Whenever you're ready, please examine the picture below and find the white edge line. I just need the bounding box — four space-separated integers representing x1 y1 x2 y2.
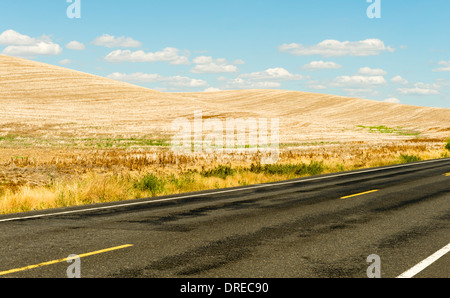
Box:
397 243 450 278
0 158 449 223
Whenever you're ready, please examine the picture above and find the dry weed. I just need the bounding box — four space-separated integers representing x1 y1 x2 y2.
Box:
0 139 448 215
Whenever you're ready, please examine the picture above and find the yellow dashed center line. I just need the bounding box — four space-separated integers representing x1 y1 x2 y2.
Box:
341 189 379 200
0 244 133 276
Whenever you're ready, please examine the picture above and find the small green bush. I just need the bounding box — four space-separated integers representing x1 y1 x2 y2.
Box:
303 160 324 176
399 154 422 163
445 139 450 151
134 173 166 196
250 163 299 175
168 173 195 190
201 165 236 179
248 161 324 177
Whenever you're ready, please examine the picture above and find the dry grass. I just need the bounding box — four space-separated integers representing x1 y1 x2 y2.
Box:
1 54 449 214
1 139 448 215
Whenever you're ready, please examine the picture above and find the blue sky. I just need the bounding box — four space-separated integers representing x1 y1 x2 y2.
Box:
1 0 449 108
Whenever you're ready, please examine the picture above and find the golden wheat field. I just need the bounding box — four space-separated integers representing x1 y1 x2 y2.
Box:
1 54 449 214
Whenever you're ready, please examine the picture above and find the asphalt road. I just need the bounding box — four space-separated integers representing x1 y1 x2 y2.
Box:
0 158 449 278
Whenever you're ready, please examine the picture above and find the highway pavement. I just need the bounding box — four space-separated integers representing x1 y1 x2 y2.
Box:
0 158 449 278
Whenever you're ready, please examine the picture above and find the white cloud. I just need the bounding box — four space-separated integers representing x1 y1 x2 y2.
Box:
59 59 71 65
0 29 35 45
240 67 306 81
398 87 439 95
436 78 450 88
3 42 62 57
191 56 238 73
306 81 328 90
204 87 222 92
105 48 190 65
222 67 306 90
192 56 213 64
332 75 387 87
107 72 207 88
390 75 408 85
279 39 394 57
315 67 388 94
343 88 379 98
225 78 281 89
192 63 237 74
233 59 245 65
66 41 85 50
164 76 207 87
0 29 62 57
358 67 387 76
432 61 450 72
302 61 342 71
398 83 440 95
170 55 190 65
108 72 161 82
384 97 401 103
92 34 142 48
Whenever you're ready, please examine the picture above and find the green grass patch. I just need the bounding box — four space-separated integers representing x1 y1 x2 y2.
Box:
0 134 171 149
279 141 340 148
198 161 325 180
201 165 236 179
90 137 171 149
12 155 28 160
445 139 450 151
0 134 18 142
399 154 422 163
167 173 196 190
357 125 421 137
133 173 166 196
357 125 395 134
247 161 324 176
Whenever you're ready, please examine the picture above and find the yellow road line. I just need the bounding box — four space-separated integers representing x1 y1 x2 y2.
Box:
444 173 450 176
0 244 133 276
341 189 379 200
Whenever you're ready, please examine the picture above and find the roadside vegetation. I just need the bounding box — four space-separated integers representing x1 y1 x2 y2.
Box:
398 154 422 163
0 138 449 215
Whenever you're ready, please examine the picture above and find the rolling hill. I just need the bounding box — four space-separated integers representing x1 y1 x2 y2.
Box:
1 54 449 144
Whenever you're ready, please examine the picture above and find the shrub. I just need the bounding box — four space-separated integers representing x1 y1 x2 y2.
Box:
303 160 324 176
201 165 236 179
399 154 422 163
248 161 324 177
256 164 298 175
445 139 450 151
168 173 195 190
133 173 165 196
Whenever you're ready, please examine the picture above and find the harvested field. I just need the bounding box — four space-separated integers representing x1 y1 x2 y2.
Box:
1 54 449 214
